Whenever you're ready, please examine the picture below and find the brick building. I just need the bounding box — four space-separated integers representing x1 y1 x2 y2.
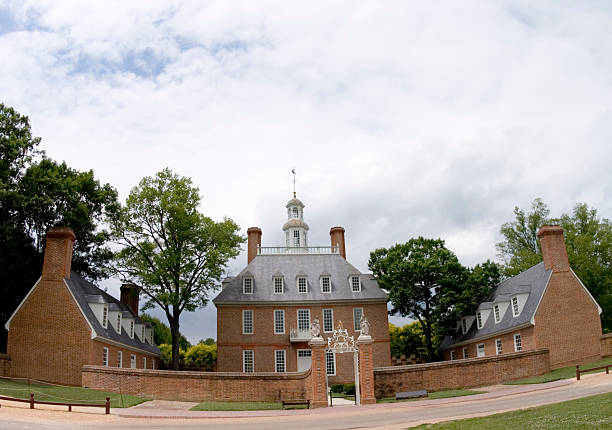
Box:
5 227 161 386
441 225 602 368
214 195 391 383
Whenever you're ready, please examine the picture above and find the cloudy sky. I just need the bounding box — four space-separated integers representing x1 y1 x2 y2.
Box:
2 1 612 343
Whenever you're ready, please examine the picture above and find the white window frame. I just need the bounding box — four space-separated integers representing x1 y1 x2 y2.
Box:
450 350 456 360
243 350 254 373
152 359 155 370
130 354 136 369
494 304 501 323
273 277 284 294
477 343 485 358
274 309 285 334
320 275 331 293
243 277 253 295
293 230 300 247
129 320 134 339
462 347 468 359
325 351 336 376
275 350 286 373
476 312 483 329
116 313 122 333
353 307 363 332
143 357 147 369
297 276 308 293
514 333 522 352
117 351 123 368
292 207 299 218
323 309 334 333
242 310 254 335
297 309 310 332
102 306 108 329
103 347 109 367
496 338 502 355
350 275 361 292
512 296 520 317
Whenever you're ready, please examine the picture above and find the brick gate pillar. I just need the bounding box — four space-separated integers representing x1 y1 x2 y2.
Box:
308 336 328 408
357 334 376 405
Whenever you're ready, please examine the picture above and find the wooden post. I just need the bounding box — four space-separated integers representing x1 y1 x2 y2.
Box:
29 392 34 409
576 365 580 381
105 397 110 415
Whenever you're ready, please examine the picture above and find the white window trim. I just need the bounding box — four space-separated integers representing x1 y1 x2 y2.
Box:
143 357 147 369
243 277 253 295
494 305 501 323
103 347 109 367
274 350 286 373
353 307 363 332
325 351 336 376
462 347 468 359
297 309 310 332
320 275 331 293
495 338 502 355
102 306 108 329
129 320 134 339
243 350 254 373
116 313 122 333
274 309 285 334
462 318 468 334
514 333 522 352
512 296 520 317
242 310 254 335
117 351 123 368
476 311 483 329
450 350 456 360
477 343 485 358
350 275 361 292
273 276 284 294
297 276 308 293
130 354 136 369
322 308 334 333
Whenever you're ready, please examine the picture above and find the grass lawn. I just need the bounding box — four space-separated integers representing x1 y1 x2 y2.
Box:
506 356 612 385
408 391 612 429
190 401 289 411
377 389 486 403
0 378 149 408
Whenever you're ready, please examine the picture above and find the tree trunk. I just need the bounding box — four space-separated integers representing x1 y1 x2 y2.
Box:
423 320 434 362
169 314 181 371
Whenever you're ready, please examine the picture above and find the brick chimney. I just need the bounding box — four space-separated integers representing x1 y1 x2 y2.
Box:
247 227 262 264
41 227 76 281
537 225 570 272
330 226 346 259
120 283 140 316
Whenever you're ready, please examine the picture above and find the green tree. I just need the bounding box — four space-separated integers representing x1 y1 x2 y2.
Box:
369 238 468 361
497 199 612 332
184 342 217 370
389 322 427 359
110 169 244 370
139 313 191 350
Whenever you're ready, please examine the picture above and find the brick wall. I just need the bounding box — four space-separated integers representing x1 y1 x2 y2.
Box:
443 327 535 361
601 333 612 357
217 302 390 384
0 353 10 376
534 271 602 367
82 366 312 402
374 348 550 398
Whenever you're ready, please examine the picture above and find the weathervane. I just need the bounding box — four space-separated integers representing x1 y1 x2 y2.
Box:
291 168 296 198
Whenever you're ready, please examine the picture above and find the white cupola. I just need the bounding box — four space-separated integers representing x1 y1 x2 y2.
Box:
282 194 309 248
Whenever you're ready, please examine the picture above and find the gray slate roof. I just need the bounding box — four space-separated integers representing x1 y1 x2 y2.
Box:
213 254 388 304
441 262 551 349
65 273 161 356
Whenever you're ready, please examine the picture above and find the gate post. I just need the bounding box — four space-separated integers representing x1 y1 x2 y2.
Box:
308 336 328 408
356 334 376 405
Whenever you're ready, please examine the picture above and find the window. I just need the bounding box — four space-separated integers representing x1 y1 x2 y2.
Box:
117 351 123 368
350 275 361 292
325 351 336 375
320 276 331 293
293 230 300 247
143 357 147 369
243 310 253 334
496 339 502 355
243 277 253 294
274 310 285 334
462 318 467 334
243 350 254 373
292 207 299 218
273 277 284 294
323 309 334 332
514 333 522 352
103 347 109 367
102 306 108 328
275 350 286 372
494 305 501 323
477 343 485 357
116 313 121 333
297 309 310 332
462 347 468 359
152 359 155 370
353 307 363 331
130 354 136 368
297 276 307 293
129 320 134 339
450 350 456 360
512 297 520 317
476 312 483 329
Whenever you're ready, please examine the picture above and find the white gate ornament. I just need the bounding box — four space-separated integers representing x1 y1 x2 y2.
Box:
325 321 361 406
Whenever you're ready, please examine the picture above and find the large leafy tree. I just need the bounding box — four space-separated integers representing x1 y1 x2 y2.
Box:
497 199 612 332
110 169 244 370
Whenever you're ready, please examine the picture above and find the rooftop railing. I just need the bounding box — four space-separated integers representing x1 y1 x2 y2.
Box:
258 246 339 255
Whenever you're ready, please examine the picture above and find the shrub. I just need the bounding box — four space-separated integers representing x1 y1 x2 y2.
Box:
184 343 217 370
330 384 344 393
344 383 355 395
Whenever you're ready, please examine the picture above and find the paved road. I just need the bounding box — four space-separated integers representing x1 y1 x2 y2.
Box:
1 376 611 430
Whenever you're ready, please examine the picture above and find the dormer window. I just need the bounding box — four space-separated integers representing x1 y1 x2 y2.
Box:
494 304 501 323
273 276 284 294
243 277 253 294
462 318 467 334
141 326 145 340
116 313 122 333
477 311 483 329
102 306 108 329
297 276 307 293
512 296 520 317
350 275 361 292
321 276 331 293
129 320 134 339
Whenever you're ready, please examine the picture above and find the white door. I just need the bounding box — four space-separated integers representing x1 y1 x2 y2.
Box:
297 349 312 372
